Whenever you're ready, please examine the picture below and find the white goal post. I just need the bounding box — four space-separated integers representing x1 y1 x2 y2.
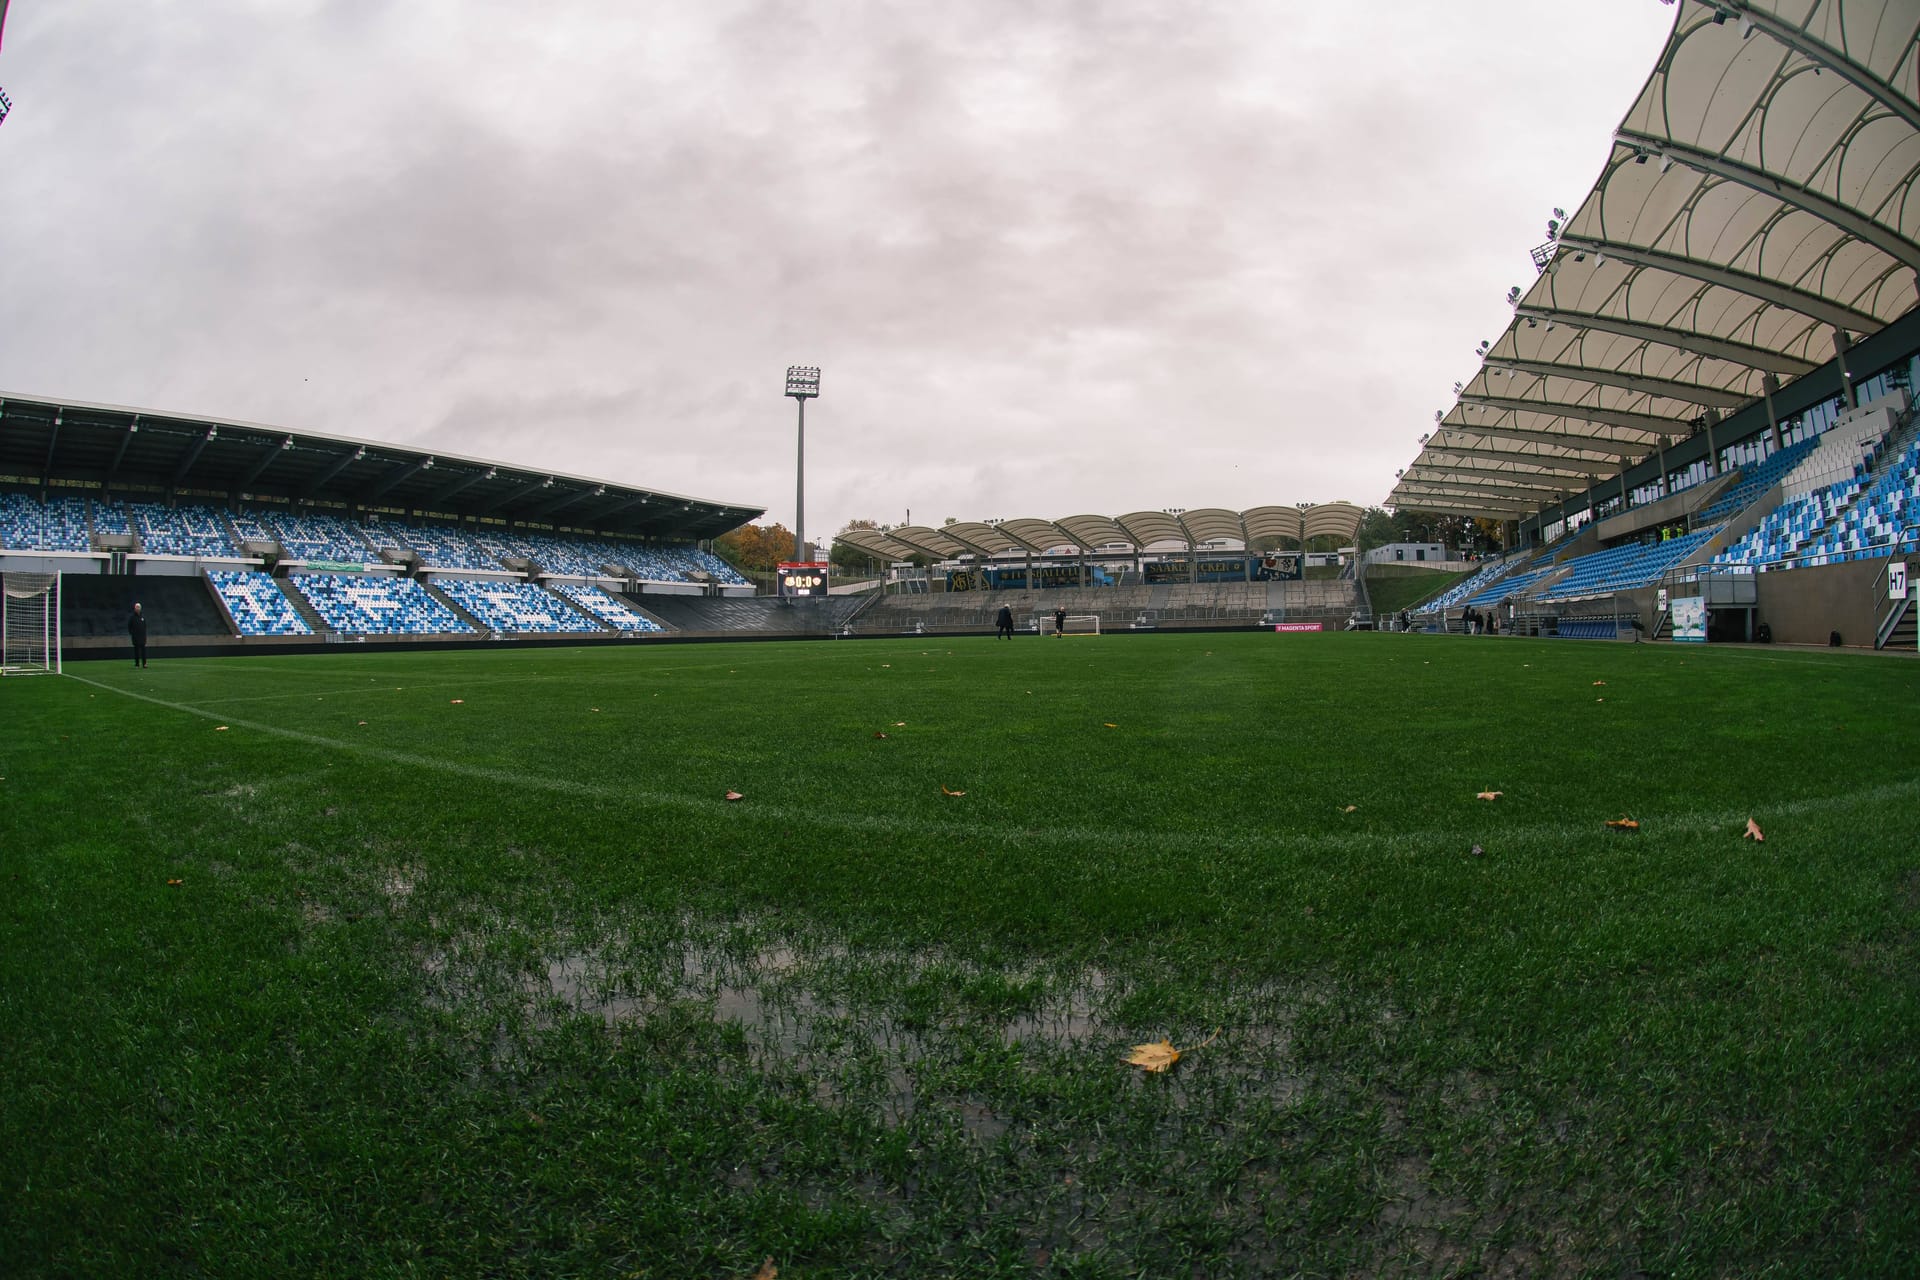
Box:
1041 613 1101 636
2 572 62 675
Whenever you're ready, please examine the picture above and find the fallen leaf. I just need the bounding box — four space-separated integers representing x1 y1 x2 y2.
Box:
450 699 464 705
724 791 744 802
214 726 229 732
1103 722 1118 728
1596 697 1606 702
357 720 367 726
893 721 906 727
590 707 601 713
1592 680 1607 686
1470 844 1485 857
1125 1029 1219 1073
751 1259 778 1280
1476 790 1501 801
872 732 889 739
880 664 891 668
941 786 967 797
1744 817 1764 842
166 878 183 886
1341 804 1358 813
1605 817 1640 832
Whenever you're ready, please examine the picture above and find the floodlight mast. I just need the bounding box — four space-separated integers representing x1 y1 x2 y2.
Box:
784 366 820 573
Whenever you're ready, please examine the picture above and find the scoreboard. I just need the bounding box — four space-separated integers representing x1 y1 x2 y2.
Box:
777 561 830 598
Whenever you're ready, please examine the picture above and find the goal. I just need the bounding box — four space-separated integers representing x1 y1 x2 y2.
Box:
1041 613 1101 636
2 572 62 675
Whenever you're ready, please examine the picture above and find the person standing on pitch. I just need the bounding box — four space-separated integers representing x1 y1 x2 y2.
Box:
1053 605 1066 638
995 604 1014 639
128 602 149 668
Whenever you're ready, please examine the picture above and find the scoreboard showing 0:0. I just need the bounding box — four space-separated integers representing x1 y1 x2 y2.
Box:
777 561 830 598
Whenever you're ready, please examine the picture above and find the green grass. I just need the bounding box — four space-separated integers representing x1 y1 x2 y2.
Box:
4 633 1917 1277
1364 566 1475 617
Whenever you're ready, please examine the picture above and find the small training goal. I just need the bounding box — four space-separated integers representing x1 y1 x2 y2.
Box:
1041 613 1101 636
2 572 62 675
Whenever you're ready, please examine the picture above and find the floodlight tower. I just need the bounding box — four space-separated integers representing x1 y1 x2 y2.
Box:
785 366 820 564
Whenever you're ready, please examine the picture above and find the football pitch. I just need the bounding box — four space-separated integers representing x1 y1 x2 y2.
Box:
4 632 1917 1277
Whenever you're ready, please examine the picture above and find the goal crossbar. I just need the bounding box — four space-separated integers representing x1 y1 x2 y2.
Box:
1040 613 1102 636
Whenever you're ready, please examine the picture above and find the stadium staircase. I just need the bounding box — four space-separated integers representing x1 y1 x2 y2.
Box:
277 578 332 635
419 580 493 636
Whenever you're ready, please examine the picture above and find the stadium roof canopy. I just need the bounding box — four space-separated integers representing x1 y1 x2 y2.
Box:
1390 0 1920 522
833 502 1364 562
0 391 764 540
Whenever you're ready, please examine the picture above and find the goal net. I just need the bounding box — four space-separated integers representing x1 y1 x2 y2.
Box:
1041 613 1101 636
2 572 62 675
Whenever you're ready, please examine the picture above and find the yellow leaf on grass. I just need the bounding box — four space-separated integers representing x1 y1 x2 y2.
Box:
1476 790 1501 801
1103 722 1118 728
1744 817 1765 842
1592 680 1607 686
872 732 889 739
214 726 229 732
724 791 744 802
166 878 183 886
751 1259 778 1280
893 721 906 727
1125 1029 1219 1074
450 699 464 705
357 720 368 726
1606 816 1640 832
1341 805 1358 813
941 786 966 797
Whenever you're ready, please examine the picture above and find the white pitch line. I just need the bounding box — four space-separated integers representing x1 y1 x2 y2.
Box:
62 670 1920 858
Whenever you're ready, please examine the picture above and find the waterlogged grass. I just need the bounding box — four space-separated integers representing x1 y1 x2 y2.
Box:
3 633 1917 1277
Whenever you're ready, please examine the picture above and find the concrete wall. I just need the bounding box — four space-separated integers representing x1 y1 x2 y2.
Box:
1755 559 1892 647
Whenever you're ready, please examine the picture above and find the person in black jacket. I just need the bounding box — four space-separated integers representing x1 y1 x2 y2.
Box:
128 602 149 667
994 604 1014 639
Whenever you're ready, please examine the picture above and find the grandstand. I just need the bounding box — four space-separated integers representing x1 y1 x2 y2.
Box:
0 392 768 654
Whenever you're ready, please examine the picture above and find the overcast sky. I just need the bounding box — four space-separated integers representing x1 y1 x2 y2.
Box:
0 1 1676 544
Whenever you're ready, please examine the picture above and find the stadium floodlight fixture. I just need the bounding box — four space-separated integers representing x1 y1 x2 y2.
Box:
784 366 821 573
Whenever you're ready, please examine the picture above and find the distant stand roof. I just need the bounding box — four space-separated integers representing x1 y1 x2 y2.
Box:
1390 0 1920 522
0 391 763 540
834 503 1363 561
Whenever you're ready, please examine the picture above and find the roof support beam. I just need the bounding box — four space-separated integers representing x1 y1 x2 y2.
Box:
1515 305 1817 376
481 476 551 516
40 411 61 491
1615 127 1920 274
1485 356 1751 410
105 420 137 490
237 436 293 492
1459 394 1673 436
170 425 215 486
363 456 433 504
595 493 656 524
1418 443 1613 477
423 467 494 510
1395 477 1564 503
302 446 366 500
1722 3 1920 134
1553 234 1883 334
1404 462 1602 490
1391 491 1539 517
1443 420 1647 457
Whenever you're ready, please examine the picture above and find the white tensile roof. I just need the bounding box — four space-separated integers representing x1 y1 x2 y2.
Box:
1391 0 1920 521
834 502 1364 562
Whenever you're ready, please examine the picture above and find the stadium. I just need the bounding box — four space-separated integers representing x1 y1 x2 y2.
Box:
4 3 1919 1277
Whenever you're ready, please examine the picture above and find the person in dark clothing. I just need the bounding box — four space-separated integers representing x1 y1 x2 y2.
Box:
1053 606 1067 638
995 604 1014 639
128 602 149 667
